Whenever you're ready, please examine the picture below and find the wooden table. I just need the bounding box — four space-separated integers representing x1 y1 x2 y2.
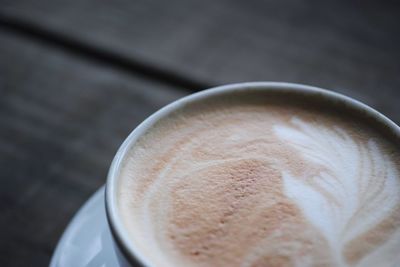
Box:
1 1 399 266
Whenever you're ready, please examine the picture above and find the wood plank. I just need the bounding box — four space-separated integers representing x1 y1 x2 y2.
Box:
0 29 184 266
1 0 400 122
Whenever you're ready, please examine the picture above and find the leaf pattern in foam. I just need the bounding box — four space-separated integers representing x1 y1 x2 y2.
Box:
273 117 400 263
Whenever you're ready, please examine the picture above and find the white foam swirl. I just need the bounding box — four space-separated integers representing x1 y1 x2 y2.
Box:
274 117 400 266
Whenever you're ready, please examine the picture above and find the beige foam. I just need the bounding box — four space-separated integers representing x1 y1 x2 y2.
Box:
117 97 400 267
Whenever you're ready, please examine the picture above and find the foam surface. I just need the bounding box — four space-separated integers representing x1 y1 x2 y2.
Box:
117 96 400 267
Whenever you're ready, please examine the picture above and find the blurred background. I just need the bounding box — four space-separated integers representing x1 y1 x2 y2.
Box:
0 0 399 266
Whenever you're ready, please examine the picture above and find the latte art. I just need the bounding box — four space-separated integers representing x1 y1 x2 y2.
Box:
118 98 400 267
275 118 400 266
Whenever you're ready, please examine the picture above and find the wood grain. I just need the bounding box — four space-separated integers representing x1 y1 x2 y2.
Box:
1 0 400 122
0 29 184 266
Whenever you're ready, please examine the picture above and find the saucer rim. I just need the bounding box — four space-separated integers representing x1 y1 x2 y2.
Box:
49 186 105 267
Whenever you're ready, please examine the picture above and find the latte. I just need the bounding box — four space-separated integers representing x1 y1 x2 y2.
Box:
117 91 400 267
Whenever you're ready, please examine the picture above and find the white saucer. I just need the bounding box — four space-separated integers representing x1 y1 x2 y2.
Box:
49 186 120 267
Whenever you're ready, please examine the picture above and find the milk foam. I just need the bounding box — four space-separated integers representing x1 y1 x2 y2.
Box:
117 99 400 267
275 118 400 266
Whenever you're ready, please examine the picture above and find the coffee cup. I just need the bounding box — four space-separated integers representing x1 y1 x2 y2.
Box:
106 82 400 267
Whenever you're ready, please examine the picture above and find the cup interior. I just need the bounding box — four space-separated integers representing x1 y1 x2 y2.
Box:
105 82 400 266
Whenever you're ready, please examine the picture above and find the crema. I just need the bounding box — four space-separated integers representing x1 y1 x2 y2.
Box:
117 92 400 267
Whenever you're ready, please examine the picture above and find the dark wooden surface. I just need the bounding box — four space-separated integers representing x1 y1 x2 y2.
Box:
0 1 399 266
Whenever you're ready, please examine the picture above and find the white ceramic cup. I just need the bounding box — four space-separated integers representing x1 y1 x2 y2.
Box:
105 82 400 267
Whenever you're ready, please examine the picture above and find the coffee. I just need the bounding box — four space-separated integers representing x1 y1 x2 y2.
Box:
117 91 400 267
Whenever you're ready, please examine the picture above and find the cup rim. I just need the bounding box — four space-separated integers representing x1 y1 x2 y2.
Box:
105 81 400 267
